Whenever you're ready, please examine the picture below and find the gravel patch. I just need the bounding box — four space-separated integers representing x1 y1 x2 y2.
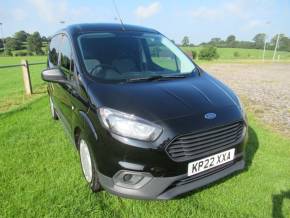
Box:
201 63 290 136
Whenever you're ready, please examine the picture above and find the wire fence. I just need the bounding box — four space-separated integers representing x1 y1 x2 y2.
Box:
0 62 46 69
0 60 46 95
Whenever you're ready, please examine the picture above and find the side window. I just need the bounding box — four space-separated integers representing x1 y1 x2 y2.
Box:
48 35 60 67
59 34 74 79
147 39 180 72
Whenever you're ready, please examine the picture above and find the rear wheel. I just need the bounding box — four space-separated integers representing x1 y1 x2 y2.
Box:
78 135 101 192
49 96 58 120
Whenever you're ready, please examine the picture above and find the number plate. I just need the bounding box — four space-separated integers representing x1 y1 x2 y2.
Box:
187 148 235 176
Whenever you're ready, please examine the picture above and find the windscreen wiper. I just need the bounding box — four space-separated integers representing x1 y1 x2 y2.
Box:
126 75 186 83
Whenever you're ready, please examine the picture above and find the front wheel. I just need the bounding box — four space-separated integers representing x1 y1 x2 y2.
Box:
78 136 101 192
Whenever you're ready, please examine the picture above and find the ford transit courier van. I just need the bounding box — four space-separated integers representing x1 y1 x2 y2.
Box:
41 23 248 200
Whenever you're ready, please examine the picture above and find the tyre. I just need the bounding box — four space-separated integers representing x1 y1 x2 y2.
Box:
49 96 58 120
78 135 101 192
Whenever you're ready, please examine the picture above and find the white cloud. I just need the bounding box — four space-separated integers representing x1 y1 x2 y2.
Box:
28 0 60 23
70 6 91 18
190 0 252 21
191 7 221 20
224 1 246 18
248 20 263 28
135 2 160 20
11 8 28 21
0 9 5 20
241 19 265 31
189 0 272 33
28 0 95 24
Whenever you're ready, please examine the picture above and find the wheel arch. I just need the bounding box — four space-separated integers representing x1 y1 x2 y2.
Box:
74 127 82 149
73 110 99 150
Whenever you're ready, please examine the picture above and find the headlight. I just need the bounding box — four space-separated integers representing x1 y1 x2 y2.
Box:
98 107 162 141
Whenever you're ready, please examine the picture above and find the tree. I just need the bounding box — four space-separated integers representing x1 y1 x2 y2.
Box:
209 37 222 46
233 51 240 57
198 46 219 60
14 30 29 43
0 39 3 50
5 49 13 56
41 36 49 42
27 32 43 55
197 33 290 51
253 33 266 49
44 44 49 55
236 40 254 49
226 35 236 47
191 50 197 59
270 34 279 49
181 36 190 46
270 34 290 52
5 37 22 51
278 35 290 51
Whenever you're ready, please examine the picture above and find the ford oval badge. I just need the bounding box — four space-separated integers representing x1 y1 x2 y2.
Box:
204 113 216 120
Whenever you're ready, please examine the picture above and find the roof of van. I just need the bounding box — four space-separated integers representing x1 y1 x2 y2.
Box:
62 23 159 35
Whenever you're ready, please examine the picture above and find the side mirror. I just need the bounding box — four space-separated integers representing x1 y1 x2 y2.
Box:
41 68 67 84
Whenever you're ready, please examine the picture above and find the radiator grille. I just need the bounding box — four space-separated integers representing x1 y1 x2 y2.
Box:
165 121 244 162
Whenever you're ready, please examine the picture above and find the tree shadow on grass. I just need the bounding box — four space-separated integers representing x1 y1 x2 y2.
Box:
272 190 290 218
176 125 259 199
32 91 47 94
0 95 47 119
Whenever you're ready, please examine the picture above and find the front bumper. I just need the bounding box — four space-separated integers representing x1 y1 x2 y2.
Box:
89 106 248 199
98 154 245 200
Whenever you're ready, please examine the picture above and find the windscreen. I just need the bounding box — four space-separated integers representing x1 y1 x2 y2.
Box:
77 32 195 82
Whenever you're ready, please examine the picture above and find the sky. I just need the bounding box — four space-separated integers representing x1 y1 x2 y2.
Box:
0 0 289 44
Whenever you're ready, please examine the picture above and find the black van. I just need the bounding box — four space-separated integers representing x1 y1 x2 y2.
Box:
42 23 248 200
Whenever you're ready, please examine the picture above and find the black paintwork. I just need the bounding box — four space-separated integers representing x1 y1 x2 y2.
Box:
63 23 158 36
45 23 247 198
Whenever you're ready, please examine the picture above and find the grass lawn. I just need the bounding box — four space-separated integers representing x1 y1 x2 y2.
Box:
0 53 290 217
0 96 289 217
0 56 47 113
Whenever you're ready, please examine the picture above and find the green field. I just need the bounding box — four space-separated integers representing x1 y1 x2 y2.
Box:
182 47 290 61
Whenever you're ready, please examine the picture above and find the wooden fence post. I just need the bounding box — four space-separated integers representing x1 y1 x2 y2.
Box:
21 60 32 96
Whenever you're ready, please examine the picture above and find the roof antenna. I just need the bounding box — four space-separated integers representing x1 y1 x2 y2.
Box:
112 0 125 31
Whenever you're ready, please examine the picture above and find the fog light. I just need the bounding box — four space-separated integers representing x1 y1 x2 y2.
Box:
113 170 152 189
